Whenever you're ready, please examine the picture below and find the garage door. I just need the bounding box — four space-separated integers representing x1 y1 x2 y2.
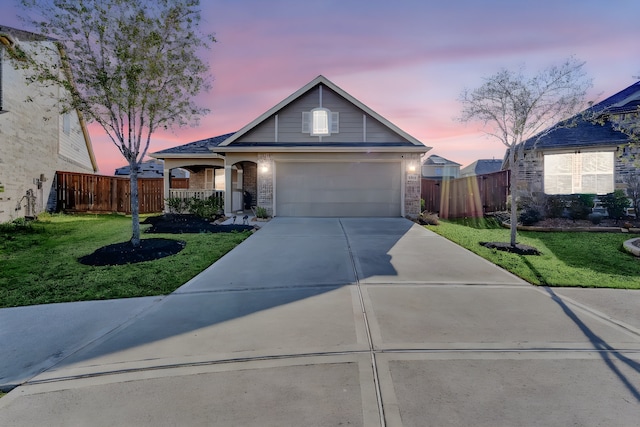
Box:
275 162 401 217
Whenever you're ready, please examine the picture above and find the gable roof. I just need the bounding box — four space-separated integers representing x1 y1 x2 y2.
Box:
521 81 639 151
460 159 503 176
422 154 461 166
219 75 426 149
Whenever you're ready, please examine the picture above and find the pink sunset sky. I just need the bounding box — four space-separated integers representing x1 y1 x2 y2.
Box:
4 0 640 175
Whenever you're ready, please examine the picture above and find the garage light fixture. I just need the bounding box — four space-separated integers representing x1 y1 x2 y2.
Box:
260 165 269 174
407 163 417 173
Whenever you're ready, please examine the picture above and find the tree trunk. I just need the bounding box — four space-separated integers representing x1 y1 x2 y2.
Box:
130 164 141 247
509 147 518 247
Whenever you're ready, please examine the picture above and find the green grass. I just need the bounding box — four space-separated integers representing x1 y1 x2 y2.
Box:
426 218 640 289
0 214 250 308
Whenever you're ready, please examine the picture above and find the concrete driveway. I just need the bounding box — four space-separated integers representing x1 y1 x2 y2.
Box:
1 217 639 426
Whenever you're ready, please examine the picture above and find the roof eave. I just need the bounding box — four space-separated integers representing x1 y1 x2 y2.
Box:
211 145 431 154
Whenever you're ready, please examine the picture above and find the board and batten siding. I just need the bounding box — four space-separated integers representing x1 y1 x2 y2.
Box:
235 85 410 144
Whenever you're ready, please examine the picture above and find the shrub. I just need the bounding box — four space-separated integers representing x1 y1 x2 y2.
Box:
418 211 439 225
519 207 542 226
545 195 566 218
165 197 187 214
187 197 222 220
588 213 603 225
568 194 595 221
255 206 269 219
601 190 631 220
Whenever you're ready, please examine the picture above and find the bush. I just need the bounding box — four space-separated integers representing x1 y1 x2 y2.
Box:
519 207 542 226
568 194 595 221
186 197 223 220
165 197 187 214
601 190 631 220
417 211 439 225
255 206 269 219
545 195 566 218
588 213 604 225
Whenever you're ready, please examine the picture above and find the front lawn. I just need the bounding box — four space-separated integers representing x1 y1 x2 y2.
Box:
426 218 640 289
0 214 250 308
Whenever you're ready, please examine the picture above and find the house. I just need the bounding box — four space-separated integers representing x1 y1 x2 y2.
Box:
421 155 460 180
114 159 188 179
508 81 639 197
151 75 430 217
460 159 503 177
0 25 97 222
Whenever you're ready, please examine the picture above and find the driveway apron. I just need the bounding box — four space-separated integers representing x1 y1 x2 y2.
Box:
1 217 639 426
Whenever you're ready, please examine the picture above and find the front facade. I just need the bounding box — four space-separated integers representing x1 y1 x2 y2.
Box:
0 26 97 222
152 75 429 218
510 81 640 197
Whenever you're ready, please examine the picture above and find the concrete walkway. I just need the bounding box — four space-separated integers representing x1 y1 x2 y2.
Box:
1 217 639 426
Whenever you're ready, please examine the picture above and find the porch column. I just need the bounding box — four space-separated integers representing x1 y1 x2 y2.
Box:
224 164 233 216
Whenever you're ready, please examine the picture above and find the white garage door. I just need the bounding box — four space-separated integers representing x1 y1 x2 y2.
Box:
275 162 402 217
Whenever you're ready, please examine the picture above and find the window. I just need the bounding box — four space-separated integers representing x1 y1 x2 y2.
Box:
302 108 339 136
204 168 214 190
544 152 614 195
63 113 71 134
312 109 329 135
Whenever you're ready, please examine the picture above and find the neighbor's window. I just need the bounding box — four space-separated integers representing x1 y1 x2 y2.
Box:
302 108 339 136
63 113 71 134
544 152 614 195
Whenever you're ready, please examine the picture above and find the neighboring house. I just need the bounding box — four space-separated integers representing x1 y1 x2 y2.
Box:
0 25 97 222
151 75 430 217
507 81 639 197
421 155 460 180
114 159 188 179
460 159 503 177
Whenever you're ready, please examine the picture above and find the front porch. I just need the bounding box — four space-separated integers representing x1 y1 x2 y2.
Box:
162 159 258 215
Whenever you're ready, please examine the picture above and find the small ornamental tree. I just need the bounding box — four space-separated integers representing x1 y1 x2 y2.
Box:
458 57 592 246
19 0 215 247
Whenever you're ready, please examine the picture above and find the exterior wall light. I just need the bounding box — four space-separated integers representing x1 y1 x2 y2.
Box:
260 165 269 174
407 163 417 173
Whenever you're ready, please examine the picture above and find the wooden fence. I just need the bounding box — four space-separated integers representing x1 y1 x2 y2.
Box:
55 171 168 214
421 170 509 219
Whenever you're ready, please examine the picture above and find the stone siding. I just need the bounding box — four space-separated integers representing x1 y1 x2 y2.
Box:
404 154 421 218
257 154 274 215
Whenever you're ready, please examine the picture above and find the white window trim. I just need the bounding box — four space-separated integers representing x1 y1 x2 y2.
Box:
302 108 339 136
544 151 614 195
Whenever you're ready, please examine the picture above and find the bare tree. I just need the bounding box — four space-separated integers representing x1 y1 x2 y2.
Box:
458 57 592 246
18 0 215 246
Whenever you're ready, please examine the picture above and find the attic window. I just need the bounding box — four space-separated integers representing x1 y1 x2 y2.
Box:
302 108 339 136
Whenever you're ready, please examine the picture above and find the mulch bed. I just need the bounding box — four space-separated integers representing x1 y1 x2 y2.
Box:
78 214 254 266
78 238 186 266
142 214 254 234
